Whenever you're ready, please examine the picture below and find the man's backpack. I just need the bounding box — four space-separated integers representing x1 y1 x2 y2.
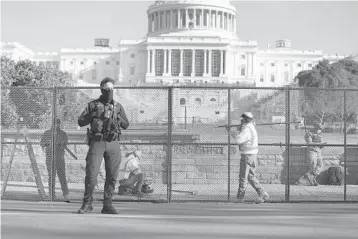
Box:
327 166 343 185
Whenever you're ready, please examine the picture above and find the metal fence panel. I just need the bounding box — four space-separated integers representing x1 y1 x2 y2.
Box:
1 86 358 202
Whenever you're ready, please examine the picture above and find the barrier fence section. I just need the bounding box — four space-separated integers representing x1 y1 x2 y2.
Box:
1 86 358 203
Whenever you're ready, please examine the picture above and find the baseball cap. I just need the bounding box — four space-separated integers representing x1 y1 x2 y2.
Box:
241 112 254 119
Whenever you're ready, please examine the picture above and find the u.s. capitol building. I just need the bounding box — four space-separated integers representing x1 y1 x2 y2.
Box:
1 0 346 123
1 0 345 87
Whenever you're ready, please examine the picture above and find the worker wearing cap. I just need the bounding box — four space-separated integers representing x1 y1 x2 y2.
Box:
304 122 325 186
225 112 269 204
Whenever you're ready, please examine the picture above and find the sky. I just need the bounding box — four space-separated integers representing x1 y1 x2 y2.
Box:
1 0 358 56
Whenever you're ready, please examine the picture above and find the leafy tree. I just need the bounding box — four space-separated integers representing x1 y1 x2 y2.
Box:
1 56 89 129
296 57 358 128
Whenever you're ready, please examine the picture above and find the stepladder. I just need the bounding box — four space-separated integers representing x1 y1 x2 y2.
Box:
1 125 47 200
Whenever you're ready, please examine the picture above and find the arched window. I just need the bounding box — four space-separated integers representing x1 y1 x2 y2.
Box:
210 98 216 102
180 98 186 105
195 98 202 105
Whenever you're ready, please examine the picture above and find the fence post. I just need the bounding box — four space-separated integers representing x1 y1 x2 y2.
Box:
227 88 231 202
50 87 58 201
343 90 347 201
285 87 291 202
167 87 173 203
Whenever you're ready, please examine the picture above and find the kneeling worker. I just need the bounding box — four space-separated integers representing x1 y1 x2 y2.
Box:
118 150 151 197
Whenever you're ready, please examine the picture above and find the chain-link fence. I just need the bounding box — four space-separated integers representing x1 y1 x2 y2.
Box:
1 86 358 202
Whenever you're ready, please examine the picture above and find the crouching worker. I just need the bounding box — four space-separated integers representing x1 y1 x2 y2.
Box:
118 150 154 197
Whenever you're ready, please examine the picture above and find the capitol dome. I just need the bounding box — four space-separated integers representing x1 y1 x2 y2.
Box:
147 0 237 38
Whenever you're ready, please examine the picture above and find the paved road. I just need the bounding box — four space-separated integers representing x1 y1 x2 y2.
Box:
1 200 358 239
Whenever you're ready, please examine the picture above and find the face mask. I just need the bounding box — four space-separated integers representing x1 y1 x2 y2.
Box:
101 89 113 103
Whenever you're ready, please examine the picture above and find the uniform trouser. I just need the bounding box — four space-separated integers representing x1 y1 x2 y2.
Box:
83 140 121 203
120 173 144 192
237 154 264 197
46 152 69 197
307 150 323 176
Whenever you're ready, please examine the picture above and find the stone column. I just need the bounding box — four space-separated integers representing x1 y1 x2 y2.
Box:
178 9 181 28
179 49 183 76
154 13 158 31
168 49 172 76
208 50 212 76
203 49 207 76
227 14 231 32
148 15 151 33
247 53 251 77
191 49 196 77
220 50 224 75
234 16 237 33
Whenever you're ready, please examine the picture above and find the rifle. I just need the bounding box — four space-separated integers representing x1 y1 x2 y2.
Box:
218 121 302 128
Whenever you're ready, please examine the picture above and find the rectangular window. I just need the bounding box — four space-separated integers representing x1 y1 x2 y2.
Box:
284 63 288 67
130 54 135 58
130 66 135 75
297 63 302 67
241 67 245 76
79 73 83 80
241 54 246 59
260 63 264 67
271 75 275 82
308 63 312 67
271 63 275 67
155 49 164 76
183 49 192 77
260 75 264 82
211 50 221 77
106 61 110 65
171 49 180 76
195 50 204 77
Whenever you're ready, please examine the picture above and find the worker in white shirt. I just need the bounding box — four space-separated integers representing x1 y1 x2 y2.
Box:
225 112 270 204
117 150 145 197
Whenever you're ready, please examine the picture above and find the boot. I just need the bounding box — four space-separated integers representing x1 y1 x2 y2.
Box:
78 201 93 214
101 199 119 214
78 184 95 214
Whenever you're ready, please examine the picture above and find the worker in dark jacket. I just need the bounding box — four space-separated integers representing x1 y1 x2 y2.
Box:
77 77 129 214
40 119 70 202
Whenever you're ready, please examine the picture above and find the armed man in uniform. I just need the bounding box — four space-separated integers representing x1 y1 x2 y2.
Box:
77 77 129 214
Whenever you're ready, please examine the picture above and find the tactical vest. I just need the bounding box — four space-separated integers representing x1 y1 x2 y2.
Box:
90 101 118 136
